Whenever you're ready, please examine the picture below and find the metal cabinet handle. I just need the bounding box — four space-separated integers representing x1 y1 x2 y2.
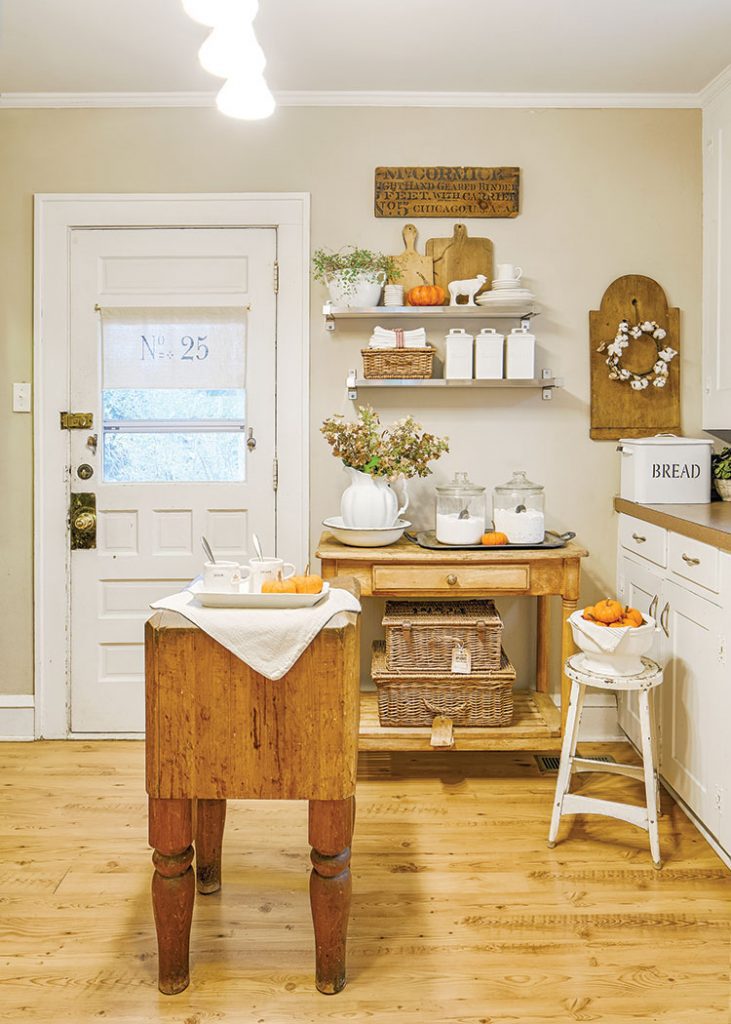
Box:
681 553 700 566
649 594 659 620
446 574 458 586
246 427 257 452
632 532 647 543
660 601 670 638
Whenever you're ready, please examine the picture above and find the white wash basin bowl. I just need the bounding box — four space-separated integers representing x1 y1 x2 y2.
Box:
569 610 656 677
323 517 410 548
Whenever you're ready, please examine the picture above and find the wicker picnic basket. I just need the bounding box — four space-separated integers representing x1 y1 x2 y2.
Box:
382 600 503 673
360 347 434 380
371 642 515 728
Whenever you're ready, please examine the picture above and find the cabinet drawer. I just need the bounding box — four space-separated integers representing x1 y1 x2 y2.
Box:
372 564 530 594
619 514 667 567
668 532 720 593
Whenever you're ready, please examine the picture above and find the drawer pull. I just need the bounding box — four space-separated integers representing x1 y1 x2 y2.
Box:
631 532 647 543
446 574 458 586
681 553 700 566
660 601 670 638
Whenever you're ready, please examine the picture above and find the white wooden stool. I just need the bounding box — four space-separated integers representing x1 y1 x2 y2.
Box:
547 654 663 869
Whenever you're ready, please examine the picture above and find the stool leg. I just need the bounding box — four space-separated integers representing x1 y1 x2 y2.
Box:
548 681 586 847
647 689 663 818
309 797 354 994
639 690 662 869
195 798 226 894
149 797 195 994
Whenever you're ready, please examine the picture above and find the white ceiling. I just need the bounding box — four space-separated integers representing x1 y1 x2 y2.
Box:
0 0 730 99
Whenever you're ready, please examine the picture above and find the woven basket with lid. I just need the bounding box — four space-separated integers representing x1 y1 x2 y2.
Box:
372 642 515 728
383 600 503 673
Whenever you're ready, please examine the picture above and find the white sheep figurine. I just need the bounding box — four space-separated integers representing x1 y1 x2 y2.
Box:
448 274 487 307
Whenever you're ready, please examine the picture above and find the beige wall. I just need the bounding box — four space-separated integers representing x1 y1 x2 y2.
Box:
0 105 701 697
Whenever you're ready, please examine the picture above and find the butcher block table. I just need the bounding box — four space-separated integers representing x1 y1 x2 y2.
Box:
316 533 588 751
145 580 360 996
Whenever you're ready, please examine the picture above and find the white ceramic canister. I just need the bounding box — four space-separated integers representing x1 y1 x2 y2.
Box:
444 328 474 379
505 324 536 379
474 327 504 380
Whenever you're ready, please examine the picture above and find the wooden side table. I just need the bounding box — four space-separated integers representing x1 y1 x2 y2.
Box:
145 580 360 995
316 534 588 750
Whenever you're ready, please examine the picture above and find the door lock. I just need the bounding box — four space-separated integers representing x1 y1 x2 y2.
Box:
77 463 94 480
246 427 257 452
70 492 97 549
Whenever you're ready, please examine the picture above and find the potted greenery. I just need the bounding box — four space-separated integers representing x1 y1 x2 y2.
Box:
321 405 449 527
312 246 399 308
712 446 731 501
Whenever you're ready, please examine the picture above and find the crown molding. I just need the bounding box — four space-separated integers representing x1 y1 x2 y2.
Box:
699 64 731 108
0 88 705 110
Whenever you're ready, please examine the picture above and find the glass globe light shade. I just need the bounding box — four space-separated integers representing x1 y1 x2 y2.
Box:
182 0 258 27
216 75 276 120
199 22 266 79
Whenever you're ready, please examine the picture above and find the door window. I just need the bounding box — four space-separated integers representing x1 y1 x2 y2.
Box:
100 307 247 482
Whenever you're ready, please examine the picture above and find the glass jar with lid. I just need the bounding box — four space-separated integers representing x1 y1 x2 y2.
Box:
493 470 545 544
435 472 486 545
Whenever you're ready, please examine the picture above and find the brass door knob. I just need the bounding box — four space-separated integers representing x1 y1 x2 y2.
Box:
446 573 458 586
73 510 96 533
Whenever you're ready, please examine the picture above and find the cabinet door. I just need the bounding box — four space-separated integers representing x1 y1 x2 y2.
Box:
703 90 731 432
617 553 664 747
660 580 728 836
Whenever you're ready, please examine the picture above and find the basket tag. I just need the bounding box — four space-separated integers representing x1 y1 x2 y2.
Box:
451 642 471 675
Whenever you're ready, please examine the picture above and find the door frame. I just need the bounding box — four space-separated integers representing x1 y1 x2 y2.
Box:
34 193 310 738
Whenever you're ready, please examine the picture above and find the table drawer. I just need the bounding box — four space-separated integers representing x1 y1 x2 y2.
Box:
372 564 530 594
619 514 667 567
668 532 720 593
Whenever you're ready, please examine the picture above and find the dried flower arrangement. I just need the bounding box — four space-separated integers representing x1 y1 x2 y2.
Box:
321 405 449 479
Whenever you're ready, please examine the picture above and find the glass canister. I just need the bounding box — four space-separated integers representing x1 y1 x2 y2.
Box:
435 472 486 545
493 470 545 544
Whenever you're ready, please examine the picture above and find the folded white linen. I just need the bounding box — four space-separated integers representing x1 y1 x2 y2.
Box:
368 326 428 349
569 610 627 652
151 585 361 681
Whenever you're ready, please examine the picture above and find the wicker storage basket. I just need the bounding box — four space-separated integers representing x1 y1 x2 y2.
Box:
361 347 434 380
383 600 503 673
372 642 515 728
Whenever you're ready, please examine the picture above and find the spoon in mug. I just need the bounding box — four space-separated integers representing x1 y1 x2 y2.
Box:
252 532 264 561
201 536 216 564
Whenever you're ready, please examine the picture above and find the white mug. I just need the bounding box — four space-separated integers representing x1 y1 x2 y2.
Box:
248 557 296 593
203 560 250 593
496 263 523 282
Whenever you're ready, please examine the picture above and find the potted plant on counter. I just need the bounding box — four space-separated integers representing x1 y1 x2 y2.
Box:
313 246 398 308
712 446 731 500
321 405 449 527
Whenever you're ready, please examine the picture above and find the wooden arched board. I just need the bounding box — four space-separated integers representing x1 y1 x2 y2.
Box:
589 275 680 441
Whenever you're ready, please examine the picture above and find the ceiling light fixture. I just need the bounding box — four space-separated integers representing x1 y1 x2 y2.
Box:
198 19 266 79
216 74 276 120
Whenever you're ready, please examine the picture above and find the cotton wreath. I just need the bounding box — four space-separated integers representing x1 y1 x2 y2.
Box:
597 319 677 390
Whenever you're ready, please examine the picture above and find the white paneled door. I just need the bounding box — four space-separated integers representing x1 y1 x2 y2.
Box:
68 228 277 732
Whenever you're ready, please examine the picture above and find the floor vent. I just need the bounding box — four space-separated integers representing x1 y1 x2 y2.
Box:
535 753 617 773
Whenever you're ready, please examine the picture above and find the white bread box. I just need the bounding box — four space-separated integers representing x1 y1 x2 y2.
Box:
618 435 713 504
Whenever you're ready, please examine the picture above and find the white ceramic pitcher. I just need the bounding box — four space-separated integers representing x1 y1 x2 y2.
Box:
340 468 409 528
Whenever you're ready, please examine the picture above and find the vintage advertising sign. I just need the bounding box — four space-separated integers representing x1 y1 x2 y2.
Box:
374 166 520 219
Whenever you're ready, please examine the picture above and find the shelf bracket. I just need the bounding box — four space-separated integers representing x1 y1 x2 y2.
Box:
542 367 554 400
346 368 358 401
325 313 336 332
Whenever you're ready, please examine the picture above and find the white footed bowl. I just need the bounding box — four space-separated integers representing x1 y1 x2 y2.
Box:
323 517 409 548
569 610 656 676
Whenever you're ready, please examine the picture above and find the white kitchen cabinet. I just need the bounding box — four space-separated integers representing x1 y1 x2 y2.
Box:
617 514 731 853
703 79 731 433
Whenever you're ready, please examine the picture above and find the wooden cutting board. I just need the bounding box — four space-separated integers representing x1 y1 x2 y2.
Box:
425 224 493 296
389 224 434 294
589 274 680 440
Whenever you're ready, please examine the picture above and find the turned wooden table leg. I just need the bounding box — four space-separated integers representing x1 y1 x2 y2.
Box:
149 797 195 995
308 796 354 995
536 595 550 693
195 798 226 894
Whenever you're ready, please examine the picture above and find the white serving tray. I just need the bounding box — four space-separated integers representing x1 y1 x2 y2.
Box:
189 578 330 609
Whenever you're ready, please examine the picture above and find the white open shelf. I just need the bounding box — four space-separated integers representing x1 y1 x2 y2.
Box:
323 302 541 330
346 369 563 401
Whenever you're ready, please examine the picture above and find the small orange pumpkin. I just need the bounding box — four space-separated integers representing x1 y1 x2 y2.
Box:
261 570 297 594
624 607 644 627
481 531 509 546
291 564 323 594
582 605 597 621
407 284 446 306
593 599 624 624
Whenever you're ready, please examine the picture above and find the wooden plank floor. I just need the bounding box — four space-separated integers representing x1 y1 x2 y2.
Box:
1 741 730 1022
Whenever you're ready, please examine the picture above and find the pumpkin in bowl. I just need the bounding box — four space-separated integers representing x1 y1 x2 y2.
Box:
583 599 644 628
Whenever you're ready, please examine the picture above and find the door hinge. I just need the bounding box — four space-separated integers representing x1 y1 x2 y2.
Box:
715 785 723 815
272 457 279 491
273 260 279 294
60 411 94 430
719 636 727 664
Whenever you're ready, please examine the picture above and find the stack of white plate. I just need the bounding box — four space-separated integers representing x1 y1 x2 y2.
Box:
477 287 536 305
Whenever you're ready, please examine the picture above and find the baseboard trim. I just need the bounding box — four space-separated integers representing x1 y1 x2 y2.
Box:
0 696 35 740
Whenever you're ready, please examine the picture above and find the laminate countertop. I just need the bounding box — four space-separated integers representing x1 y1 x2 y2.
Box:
614 497 731 553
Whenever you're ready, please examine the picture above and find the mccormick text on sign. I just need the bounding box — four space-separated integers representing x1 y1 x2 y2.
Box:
374 166 520 219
